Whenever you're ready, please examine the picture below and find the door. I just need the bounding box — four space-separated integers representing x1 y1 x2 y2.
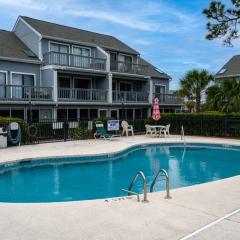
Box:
58 77 71 99
110 109 118 119
74 78 91 100
50 43 69 65
72 46 90 68
119 82 132 101
0 72 6 98
155 85 165 102
110 52 117 71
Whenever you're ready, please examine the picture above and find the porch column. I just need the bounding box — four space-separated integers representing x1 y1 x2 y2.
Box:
149 77 153 104
53 107 57 120
53 70 58 102
107 73 112 103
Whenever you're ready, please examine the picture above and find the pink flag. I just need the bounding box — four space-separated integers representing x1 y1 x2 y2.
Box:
152 97 161 121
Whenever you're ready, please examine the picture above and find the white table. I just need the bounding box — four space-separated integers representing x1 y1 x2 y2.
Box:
149 125 166 137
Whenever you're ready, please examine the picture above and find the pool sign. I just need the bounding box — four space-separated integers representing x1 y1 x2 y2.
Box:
107 120 119 131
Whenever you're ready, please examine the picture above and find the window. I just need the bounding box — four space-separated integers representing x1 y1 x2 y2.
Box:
74 78 90 89
50 42 69 65
135 109 142 119
110 52 117 71
142 108 148 118
0 72 7 98
12 109 24 119
90 109 98 119
27 109 39 121
119 82 132 92
80 109 89 120
40 109 52 120
126 109 133 119
11 73 34 99
57 109 67 120
72 46 90 68
68 109 78 120
119 54 132 72
0 109 10 118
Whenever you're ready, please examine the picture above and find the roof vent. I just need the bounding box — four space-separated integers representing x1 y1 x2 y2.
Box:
219 68 226 74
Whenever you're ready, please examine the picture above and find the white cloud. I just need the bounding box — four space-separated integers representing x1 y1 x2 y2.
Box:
134 39 152 46
0 0 46 10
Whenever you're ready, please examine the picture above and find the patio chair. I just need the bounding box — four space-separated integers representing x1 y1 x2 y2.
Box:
145 125 157 137
121 121 134 136
159 124 171 137
94 121 120 140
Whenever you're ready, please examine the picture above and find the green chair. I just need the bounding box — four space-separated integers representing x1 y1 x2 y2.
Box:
94 121 120 140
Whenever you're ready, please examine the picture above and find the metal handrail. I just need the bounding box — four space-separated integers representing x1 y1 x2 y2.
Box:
150 169 171 199
121 189 140 202
123 171 148 202
181 125 186 145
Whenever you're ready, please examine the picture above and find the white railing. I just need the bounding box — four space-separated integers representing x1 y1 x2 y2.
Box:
58 88 108 102
113 91 149 103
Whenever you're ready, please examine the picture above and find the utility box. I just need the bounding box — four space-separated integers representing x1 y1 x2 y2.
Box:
0 127 7 148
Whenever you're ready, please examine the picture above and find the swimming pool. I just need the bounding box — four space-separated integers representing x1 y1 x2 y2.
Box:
0 143 240 203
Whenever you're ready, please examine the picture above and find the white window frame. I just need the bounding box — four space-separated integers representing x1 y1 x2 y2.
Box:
118 53 133 63
10 72 36 99
71 45 91 56
49 41 71 66
0 71 8 85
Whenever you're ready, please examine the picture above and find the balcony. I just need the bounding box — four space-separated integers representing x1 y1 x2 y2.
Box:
153 93 183 105
113 91 149 103
43 52 107 71
110 61 148 75
58 88 108 102
0 85 53 101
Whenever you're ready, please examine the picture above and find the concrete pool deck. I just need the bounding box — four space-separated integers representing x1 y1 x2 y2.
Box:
0 135 239 240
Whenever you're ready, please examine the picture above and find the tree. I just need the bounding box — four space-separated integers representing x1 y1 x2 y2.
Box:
185 100 196 113
203 0 240 46
178 70 213 112
205 78 240 113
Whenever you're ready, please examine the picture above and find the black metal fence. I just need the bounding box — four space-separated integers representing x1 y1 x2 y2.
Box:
1 115 240 145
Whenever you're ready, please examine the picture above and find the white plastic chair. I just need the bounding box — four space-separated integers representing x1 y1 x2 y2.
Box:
121 121 134 136
145 125 157 137
160 124 171 137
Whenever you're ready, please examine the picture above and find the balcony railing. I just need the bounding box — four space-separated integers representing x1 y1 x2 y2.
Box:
110 61 148 75
43 51 107 71
113 91 149 103
0 85 53 101
58 88 108 102
153 93 183 104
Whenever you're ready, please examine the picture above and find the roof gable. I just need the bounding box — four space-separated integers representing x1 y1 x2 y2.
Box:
216 55 240 78
20 16 139 55
0 29 40 63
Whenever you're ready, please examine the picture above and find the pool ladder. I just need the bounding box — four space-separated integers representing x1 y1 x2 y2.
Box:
181 125 186 145
121 169 171 202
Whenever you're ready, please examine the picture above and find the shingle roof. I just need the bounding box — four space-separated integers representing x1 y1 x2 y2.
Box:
0 29 40 63
20 16 139 55
139 58 171 79
216 55 240 78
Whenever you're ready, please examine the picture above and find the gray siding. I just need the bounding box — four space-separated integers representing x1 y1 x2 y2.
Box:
152 78 170 93
14 18 40 58
0 60 41 86
41 69 54 87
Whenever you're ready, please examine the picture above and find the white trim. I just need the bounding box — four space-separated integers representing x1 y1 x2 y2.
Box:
10 71 36 86
0 71 8 85
13 17 42 38
0 56 41 64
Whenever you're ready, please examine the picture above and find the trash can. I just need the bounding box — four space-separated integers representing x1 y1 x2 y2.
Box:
0 127 7 148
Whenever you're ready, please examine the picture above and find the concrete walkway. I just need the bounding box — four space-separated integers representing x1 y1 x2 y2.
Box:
0 136 239 239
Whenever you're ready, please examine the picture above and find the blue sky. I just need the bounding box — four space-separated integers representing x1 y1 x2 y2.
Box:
0 0 239 89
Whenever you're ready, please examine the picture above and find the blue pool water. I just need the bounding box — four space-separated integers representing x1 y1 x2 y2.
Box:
0 143 240 203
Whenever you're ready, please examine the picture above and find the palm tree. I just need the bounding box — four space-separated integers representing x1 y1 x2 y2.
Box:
178 69 213 112
205 78 240 113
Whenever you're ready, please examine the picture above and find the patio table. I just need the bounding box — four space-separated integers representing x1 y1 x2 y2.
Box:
149 125 166 137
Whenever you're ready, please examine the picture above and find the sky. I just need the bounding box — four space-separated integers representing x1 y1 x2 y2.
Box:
0 0 239 90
